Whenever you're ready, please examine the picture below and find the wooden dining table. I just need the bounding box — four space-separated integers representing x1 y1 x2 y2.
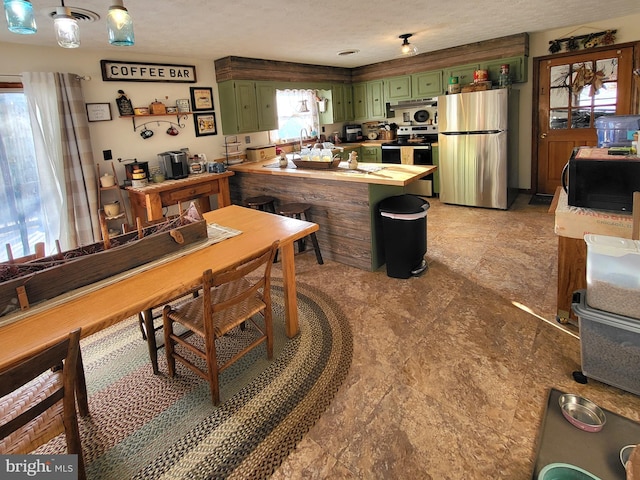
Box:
0 205 319 372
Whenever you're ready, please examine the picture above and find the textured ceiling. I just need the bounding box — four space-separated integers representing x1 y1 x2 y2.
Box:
1 0 639 67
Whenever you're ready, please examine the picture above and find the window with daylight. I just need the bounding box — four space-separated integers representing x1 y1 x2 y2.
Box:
0 86 46 262
272 89 319 143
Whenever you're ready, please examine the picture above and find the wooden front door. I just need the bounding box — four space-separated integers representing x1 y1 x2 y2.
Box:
533 45 634 195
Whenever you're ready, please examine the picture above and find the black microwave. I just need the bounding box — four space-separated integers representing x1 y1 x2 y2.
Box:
562 150 640 211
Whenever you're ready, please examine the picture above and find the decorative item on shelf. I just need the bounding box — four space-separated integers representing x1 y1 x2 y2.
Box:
498 64 511 89
166 125 179 136
149 99 166 114
133 106 149 115
100 172 115 187
347 151 358 170
166 106 178 114
176 98 190 113
116 89 134 116
548 29 617 54
103 201 120 217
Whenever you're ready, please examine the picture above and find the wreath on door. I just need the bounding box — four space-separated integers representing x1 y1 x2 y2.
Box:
571 64 604 97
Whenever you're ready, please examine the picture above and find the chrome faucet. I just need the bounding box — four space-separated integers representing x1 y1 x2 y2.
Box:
299 128 309 150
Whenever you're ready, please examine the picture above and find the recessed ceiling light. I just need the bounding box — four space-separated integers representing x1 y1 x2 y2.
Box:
337 49 360 56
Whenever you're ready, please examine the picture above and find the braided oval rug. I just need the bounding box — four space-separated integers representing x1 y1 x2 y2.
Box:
36 281 353 479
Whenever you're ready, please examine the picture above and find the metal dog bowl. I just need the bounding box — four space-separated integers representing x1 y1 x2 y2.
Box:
538 463 601 480
558 394 606 433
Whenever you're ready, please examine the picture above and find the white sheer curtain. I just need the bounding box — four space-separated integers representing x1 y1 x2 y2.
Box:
21 72 99 250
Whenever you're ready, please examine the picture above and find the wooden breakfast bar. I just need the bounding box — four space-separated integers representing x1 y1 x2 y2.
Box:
229 158 436 271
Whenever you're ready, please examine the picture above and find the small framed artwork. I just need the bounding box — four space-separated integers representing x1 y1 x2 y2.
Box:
86 103 112 122
194 112 217 137
176 98 190 113
190 87 214 111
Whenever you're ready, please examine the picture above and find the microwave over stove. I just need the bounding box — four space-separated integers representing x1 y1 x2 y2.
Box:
562 147 640 212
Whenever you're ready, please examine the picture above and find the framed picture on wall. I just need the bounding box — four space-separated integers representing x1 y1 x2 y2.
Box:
86 103 112 122
190 87 214 111
194 112 217 136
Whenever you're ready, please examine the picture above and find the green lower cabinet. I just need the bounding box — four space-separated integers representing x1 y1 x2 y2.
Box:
361 145 381 163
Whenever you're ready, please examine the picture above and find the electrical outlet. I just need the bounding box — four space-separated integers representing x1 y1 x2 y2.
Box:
244 136 251 144
103 149 112 161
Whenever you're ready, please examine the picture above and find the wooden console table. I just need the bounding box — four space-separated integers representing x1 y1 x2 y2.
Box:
125 172 234 224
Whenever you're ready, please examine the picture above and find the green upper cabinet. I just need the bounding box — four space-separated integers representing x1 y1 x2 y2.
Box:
385 75 412 102
255 81 278 132
319 84 353 124
411 70 443 98
352 82 368 121
354 80 384 121
218 80 258 134
333 83 353 123
366 80 385 120
480 56 528 85
444 64 479 86
218 80 278 134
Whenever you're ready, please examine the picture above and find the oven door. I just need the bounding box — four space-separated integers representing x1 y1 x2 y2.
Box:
381 144 401 164
405 145 435 197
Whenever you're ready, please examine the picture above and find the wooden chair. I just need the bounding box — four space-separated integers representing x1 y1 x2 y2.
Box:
163 241 279 405
0 329 89 480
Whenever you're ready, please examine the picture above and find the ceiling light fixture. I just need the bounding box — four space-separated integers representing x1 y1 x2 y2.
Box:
53 0 79 48
399 33 418 56
3 0 37 34
106 0 134 46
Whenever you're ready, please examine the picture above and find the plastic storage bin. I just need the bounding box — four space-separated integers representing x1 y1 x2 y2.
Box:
572 290 640 396
584 234 640 319
594 115 640 147
379 195 429 279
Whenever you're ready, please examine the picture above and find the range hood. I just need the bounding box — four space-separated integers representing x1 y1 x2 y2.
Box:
386 97 438 112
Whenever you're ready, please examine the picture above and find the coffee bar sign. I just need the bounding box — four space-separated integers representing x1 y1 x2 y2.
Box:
100 60 197 83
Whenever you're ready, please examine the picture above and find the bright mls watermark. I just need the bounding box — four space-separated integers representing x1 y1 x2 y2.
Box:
0 455 77 479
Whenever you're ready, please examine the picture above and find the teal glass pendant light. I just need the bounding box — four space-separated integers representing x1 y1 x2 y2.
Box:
3 0 37 34
54 1 79 48
107 0 134 46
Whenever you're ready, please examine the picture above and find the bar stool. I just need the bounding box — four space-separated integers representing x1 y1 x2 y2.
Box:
244 195 276 213
277 202 323 265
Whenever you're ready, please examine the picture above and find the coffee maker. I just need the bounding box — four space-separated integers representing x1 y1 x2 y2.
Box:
344 124 363 142
158 151 189 179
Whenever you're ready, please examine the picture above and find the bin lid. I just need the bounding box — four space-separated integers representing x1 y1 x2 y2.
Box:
584 234 640 258
379 194 430 215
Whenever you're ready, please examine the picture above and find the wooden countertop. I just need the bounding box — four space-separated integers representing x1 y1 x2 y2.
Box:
228 159 436 187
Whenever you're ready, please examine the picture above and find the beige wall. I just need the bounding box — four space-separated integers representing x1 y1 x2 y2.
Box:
0 45 272 184
2 12 639 189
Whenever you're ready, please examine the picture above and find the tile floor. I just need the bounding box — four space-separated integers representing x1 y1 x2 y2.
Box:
269 194 640 479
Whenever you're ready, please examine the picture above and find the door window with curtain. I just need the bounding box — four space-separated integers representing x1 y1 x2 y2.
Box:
271 89 319 143
0 84 46 261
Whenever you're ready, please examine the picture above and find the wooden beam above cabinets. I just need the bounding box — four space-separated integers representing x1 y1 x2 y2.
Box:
214 56 352 84
214 33 529 85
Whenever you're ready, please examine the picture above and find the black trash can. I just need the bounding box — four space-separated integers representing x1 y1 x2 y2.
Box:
379 194 430 279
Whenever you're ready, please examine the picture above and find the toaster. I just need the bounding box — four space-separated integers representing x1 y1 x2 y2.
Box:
158 151 189 179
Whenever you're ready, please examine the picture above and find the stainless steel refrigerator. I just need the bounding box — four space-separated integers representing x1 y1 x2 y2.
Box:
437 88 519 209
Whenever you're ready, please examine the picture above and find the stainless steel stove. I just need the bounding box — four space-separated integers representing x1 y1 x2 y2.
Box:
381 125 438 196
